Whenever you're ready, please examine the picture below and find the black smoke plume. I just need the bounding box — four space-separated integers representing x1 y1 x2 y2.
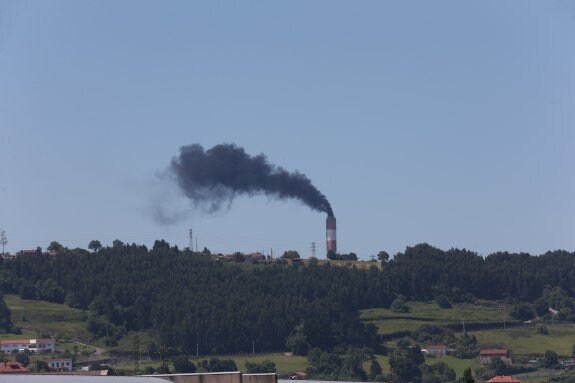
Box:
169 143 333 216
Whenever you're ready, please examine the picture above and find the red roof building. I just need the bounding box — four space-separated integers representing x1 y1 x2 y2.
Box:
487 376 521 383
0 361 31 374
480 348 512 365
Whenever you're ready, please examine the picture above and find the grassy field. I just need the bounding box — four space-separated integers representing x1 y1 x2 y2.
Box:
5 293 574 379
362 301 509 330
473 323 575 356
4 294 92 341
362 301 575 357
110 353 310 375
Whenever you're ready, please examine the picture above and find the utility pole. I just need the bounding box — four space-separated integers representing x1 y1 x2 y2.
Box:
133 334 140 375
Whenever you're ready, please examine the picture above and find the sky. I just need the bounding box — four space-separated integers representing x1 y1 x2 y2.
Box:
1 1 574 259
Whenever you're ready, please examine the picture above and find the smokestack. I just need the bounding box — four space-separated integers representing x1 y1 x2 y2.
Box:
326 216 337 256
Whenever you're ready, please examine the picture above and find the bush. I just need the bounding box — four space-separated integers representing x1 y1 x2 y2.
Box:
435 295 452 309
245 360 276 373
509 303 534 321
391 296 410 313
172 355 196 373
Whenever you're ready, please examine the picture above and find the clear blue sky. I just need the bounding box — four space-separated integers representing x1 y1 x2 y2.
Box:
1 1 574 259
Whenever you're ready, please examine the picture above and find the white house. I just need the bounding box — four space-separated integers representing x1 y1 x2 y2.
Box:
0 338 55 353
46 358 72 372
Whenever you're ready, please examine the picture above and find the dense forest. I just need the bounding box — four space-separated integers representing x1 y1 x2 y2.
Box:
0 242 574 356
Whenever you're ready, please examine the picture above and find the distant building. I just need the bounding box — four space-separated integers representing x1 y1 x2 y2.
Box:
0 338 56 353
480 348 512 365
0 361 31 374
47 358 73 372
423 344 448 356
487 376 521 383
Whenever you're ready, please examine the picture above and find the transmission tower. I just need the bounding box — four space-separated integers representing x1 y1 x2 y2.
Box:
189 229 193 251
0 230 7 255
311 242 316 258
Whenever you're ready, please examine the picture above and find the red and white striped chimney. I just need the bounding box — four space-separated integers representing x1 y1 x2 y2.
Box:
326 216 337 255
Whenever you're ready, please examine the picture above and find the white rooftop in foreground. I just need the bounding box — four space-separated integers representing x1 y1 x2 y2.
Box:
2 376 170 383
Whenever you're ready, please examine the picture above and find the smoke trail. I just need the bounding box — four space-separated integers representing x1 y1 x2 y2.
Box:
168 144 333 216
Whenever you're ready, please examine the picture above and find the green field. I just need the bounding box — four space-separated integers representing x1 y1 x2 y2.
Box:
473 324 575 356
111 353 310 375
4 294 92 341
361 301 509 332
361 301 575 357
5 294 574 380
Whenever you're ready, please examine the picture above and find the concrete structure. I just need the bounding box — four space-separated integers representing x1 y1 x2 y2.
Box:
144 371 277 383
0 338 55 353
326 216 337 255
480 348 512 365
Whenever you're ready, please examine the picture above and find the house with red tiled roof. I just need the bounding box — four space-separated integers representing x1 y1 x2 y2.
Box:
480 348 512 365
0 361 31 374
487 376 521 383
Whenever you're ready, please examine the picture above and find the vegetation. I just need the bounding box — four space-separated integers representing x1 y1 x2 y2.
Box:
1 241 575 380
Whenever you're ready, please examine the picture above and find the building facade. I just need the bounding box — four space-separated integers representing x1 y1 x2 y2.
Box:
0 339 55 353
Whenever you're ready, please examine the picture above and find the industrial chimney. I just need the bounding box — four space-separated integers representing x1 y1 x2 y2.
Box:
326 216 337 256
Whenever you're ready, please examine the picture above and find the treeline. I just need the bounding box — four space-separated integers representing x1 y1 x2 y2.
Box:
0 240 387 354
1 242 575 355
385 244 575 307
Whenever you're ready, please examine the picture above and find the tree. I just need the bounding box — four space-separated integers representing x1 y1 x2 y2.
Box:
199 358 237 372
489 357 508 375
88 240 102 252
454 333 478 359
340 348 368 381
16 352 30 367
377 251 390 264
435 295 452 309
389 349 422 383
391 295 410 313
19 281 37 300
282 250 301 259
0 294 13 332
245 360 276 373
112 239 124 249
509 303 534 321
35 360 50 372
47 241 64 253
422 362 456 383
172 355 196 373
368 359 383 380
543 350 558 368
286 322 310 356
36 279 65 303
459 368 475 383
